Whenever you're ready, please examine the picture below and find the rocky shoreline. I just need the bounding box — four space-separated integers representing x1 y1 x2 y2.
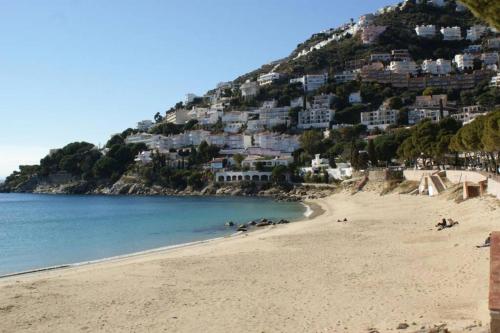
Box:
0 175 337 202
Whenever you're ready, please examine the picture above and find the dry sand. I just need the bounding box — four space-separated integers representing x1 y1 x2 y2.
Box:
0 191 499 332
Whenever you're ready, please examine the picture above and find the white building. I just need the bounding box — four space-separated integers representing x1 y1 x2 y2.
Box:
482 52 499 66
185 93 199 104
430 0 445 6
464 44 482 54
240 80 259 98
349 91 362 104
451 105 488 124
137 120 154 132
165 108 192 125
421 59 452 75
488 38 500 50
370 53 392 62
466 25 488 42
241 155 292 169
389 60 418 75
441 26 462 41
215 171 273 183
490 73 500 88
334 71 358 83
360 106 398 130
258 106 290 128
415 25 436 38
408 108 449 125
188 107 221 125
290 97 305 108
298 94 335 129
135 151 153 165
454 53 474 71
290 73 328 92
253 132 300 153
300 155 352 180
257 72 282 86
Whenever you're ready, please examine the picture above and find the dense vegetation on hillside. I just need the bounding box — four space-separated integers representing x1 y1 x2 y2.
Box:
460 0 500 30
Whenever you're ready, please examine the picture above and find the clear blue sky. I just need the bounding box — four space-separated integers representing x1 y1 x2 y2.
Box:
0 0 396 177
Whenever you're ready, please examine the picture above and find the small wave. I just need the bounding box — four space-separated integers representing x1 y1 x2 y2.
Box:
303 203 313 217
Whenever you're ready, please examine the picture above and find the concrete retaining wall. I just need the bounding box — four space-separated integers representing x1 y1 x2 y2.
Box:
446 170 488 184
488 178 500 200
403 170 436 182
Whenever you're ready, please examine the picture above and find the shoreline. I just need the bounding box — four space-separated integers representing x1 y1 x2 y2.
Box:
0 199 323 280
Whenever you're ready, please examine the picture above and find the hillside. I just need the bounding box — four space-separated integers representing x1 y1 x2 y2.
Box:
2 0 499 195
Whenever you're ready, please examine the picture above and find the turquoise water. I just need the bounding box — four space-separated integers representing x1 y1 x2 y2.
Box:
0 194 305 276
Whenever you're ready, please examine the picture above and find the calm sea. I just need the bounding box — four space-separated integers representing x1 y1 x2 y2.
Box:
0 193 305 276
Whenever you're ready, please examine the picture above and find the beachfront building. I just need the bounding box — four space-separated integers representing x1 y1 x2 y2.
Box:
298 94 335 129
137 120 154 132
290 73 328 92
240 80 259 98
257 72 282 86
415 25 436 38
360 106 398 130
454 54 474 71
421 59 453 75
389 60 418 75
300 154 353 180
466 25 488 42
349 91 362 104
361 25 387 44
408 108 449 125
215 171 274 183
441 26 462 41
241 155 292 169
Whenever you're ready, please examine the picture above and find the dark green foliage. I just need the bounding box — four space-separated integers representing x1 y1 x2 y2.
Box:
460 0 500 30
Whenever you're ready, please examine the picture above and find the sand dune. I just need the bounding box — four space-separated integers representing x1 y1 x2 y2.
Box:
0 191 499 332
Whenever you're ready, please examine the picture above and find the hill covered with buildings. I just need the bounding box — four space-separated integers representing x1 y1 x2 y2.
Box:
2 0 500 195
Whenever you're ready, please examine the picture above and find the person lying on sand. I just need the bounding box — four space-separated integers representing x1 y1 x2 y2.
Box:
436 218 459 231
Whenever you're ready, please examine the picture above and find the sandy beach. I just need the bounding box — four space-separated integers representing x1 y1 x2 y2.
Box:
1 191 499 333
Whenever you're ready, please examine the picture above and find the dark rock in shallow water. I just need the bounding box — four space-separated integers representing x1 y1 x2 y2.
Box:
225 221 235 227
237 224 247 232
248 220 257 226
